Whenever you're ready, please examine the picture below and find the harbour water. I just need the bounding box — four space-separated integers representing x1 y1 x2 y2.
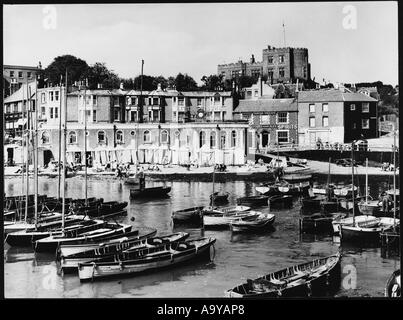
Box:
4 174 400 298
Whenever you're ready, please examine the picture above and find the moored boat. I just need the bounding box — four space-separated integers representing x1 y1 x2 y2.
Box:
77 237 216 282
230 213 275 233
210 192 229 205
237 195 269 207
385 269 401 298
172 207 205 224
130 186 171 199
268 195 293 208
225 252 341 297
204 211 260 229
300 212 347 234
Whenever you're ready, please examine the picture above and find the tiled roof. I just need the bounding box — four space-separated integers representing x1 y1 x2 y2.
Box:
297 89 377 102
4 81 37 103
69 89 115 96
234 98 297 113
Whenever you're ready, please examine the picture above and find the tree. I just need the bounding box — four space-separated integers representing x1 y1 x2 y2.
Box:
201 74 224 91
83 62 120 89
44 55 89 85
274 84 293 98
174 73 198 91
152 76 168 90
133 75 156 91
237 75 255 90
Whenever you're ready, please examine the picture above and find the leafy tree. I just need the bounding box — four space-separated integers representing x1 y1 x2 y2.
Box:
44 55 89 85
201 74 224 91
167 76 176 89
237 75 255 90
152 75 168 90
274 84 293 98
133 75 156 91
83 62 120 89
174 73 198 91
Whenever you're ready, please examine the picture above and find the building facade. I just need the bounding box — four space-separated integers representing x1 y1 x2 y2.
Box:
3 65 42 97
297 89 378 148
218 45 310 84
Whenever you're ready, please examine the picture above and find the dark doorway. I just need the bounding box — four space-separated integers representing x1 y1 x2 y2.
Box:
7 148 14 165
86 151 93 167
262 131 270 147
43 150 53 166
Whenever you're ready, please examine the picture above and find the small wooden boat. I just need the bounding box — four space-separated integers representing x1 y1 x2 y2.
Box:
237 195 269 207
301 195 327 213
124 176 139 185
130 186 171 199
172 207 204 224
210 192 229 205
332 215 378 234
204 211 260 229
230 213 275 233
78 237 216 282
255 185 278 196
225 252 341 297
300 212 347 234
358 197 381 216
333 185 358 198
380 225 400 248
58 232 188 273
202 205 251 216
385 269 401 298
340 217 399 243
34 221 133 253
268 195 293 208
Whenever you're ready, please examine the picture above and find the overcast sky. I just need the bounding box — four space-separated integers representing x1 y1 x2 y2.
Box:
3 2 398 86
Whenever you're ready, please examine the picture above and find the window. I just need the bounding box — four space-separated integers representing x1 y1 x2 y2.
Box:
50 91 54 101
279 67 285 78
309 117 315 127
231 130 237 147
309 104 315 113
93 95 97 105
322 103 328 112
214 96 221 104
130 131 136 137
143 130 151 143
161 130 169 143
50 108 54 119
362 103 369 113
98 131 106 144
6 105 10 113
13 104 18 112
178 97 184 106
55 91 59 101
268 56 273 64
114 109 120 121
153 98 159 105
268 69 274 80
350 104 356 111
130 111 136 122
54 107 58 119
68 131 77 144
114 97 119 106
353 123 357 129
10 71 14 78
362 119 370 129
279 55 285 63
261 115 270 123
41 93 46 103
277 130 289 143
116 130 124 144
27 72 32 78
41 107 46 117
199 131 206 148
246 91 252 98
322 116 329 127
277 112 288 123
93 110 97 122
210 131 216 148
254 90 259 97
197 98 202 106
220 132 226 149
303 67 307 79
18 71 23 78
42 131 50 144
251 69 260 78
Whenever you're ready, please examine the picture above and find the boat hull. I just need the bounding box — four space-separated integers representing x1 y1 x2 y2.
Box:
130 187 171 199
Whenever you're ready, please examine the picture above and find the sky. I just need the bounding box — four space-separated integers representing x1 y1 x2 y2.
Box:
3 2 399 86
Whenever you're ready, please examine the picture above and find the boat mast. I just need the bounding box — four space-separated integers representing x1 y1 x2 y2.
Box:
326 157 331 201
393 130 396 229
24 80 30 223
83 78 88 206
62 70 68 233
212 165 216 206
365 158 368 205
34 76 39 229
57 75 63 200
351 141 355 226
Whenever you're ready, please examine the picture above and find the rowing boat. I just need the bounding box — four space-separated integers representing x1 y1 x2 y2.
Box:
230 213 275 233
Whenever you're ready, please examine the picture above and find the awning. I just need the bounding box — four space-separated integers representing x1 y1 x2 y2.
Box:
16 119 27 126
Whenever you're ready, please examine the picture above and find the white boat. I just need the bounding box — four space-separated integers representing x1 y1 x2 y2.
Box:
203 211 260 228
230 213 275 233
332 215 378 234
202 205 250 215
340 217 399 242
358 199 381 216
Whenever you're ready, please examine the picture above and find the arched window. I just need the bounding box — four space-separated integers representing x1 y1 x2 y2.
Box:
161 130 169 143
210 131 216 148
98 131 106 144
41 131 50 144
199 131 206 148
220 131 226 149
68 131 77 144
116 130 124 144
144 130 151 143
231 130 237 147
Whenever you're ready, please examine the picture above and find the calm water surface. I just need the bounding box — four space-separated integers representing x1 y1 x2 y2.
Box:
4 174 400 298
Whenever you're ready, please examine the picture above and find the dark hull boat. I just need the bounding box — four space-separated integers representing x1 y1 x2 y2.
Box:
300 213 347 234
78 237 216 282
172 207 204 224
225 252 341 297
301 195 327 213
380 225 400 248
320 200 344 214
230 213 275 233
59 232 189 273
34 221 133 253
385 269 401 298
268 195 293 209
130 186 171 199
237 195 269 207
76 201 128 218
210 192 229 205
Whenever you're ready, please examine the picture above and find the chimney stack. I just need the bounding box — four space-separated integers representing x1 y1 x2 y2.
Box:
119 82 124 90
157 83 162 91
97 83 103 89
250 54 255 64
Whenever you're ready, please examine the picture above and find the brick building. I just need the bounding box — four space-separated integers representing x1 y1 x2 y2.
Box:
297 89 378 148
218 45 310 84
